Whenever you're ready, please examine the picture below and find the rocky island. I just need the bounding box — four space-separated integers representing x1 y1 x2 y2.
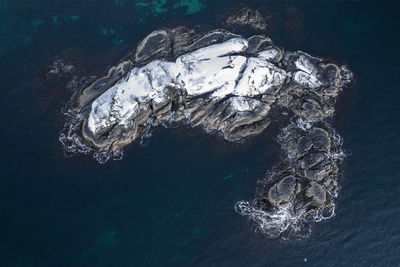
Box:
60 25 352 238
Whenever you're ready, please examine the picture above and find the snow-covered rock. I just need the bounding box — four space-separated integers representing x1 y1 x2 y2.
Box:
66 27 352 154
86 36 292 137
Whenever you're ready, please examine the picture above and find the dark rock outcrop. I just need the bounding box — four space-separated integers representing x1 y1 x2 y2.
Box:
60 24 352 238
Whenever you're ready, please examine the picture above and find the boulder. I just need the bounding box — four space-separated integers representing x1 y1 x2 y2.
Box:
268 175 297 206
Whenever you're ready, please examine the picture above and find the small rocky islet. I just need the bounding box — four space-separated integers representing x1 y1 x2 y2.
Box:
60 8 352 238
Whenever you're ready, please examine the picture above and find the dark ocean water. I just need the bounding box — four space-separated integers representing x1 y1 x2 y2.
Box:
1 0 400 266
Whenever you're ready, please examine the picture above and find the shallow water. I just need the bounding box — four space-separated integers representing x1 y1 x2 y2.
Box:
0 1 399 266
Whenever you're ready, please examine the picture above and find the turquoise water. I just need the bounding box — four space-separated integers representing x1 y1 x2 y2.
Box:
0 1 399 266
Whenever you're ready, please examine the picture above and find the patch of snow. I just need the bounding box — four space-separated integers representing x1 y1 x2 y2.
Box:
234 57 286 96
293 55 322 88
257 47 280 61
180 37 248 61
87 37 293 134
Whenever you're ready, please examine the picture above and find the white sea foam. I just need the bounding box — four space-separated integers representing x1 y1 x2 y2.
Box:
235 200 309 239
235 198 337 238
59 110 93 156
313 203 336 222
59 109 126 163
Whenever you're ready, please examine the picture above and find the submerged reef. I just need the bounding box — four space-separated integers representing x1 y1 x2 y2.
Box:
60 24 352 238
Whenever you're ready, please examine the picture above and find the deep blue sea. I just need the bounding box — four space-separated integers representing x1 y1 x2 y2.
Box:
1 1 400 266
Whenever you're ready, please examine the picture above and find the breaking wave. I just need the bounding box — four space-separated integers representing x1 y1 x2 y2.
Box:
59 109 127 164
235 198 336 239
235 200 310 239
59 110 93 156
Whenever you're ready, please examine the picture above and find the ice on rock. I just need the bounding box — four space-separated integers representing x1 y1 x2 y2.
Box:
176 55 246 96
293 55 322 88
87 37 288 134
257 47 281 62
88 88 116 132
209 56 248 99
181 37 248 60
228 96 262 112
87 37 334 135
234 57 286 96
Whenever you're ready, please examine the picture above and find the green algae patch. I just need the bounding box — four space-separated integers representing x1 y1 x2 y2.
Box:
113 39 124 45
175 209 185 218
114 0 125 6
32 19 44 28
77 229 119 264
136 0 168 16
96 229 118 247
50 15 79 23
133 0 205 20
223 174 233 180
70 15 79 21
98 27 124 46
99 27 116 35
99 27 108 35
192 228 201 234
173 0 205 15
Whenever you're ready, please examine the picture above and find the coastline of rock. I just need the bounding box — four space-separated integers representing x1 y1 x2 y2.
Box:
60 25 352 238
